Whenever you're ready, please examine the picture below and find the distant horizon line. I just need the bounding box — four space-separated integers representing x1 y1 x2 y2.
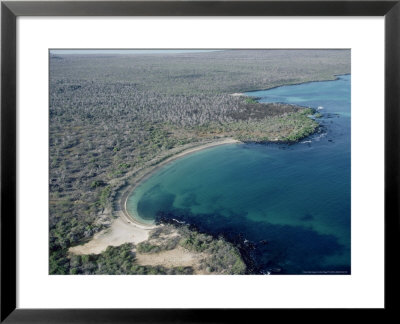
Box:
50 49 224 55
49 49 350 55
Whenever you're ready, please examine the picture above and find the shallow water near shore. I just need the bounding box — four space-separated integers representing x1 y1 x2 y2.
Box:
127 75 351 274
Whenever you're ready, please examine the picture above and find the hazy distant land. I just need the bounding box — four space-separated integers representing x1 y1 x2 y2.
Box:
50 50 350 275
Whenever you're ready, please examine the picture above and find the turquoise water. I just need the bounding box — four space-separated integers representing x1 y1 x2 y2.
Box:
127 75 351 274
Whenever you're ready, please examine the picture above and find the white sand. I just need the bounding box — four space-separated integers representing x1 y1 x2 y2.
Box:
135 246 207 274
135 246 198 267
68 217 151 255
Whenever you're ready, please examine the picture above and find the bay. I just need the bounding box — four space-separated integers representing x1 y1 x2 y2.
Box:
127 75 351 274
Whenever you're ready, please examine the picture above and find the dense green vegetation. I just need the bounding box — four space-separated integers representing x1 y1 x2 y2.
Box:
177 226 246 274
49 50 350 274
195 108 318 142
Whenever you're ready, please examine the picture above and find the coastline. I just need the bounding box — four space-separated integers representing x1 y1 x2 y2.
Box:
118 70 338 226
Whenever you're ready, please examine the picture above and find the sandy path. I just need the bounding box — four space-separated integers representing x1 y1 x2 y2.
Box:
69 217 150 255
135 246 204 270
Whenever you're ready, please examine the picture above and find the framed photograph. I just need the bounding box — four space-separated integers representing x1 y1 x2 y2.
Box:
1 0 399 322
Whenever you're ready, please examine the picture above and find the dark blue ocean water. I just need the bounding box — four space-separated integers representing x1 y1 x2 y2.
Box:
127 75 351 274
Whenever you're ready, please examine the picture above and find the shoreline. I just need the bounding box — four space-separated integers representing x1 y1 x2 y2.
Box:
118 138 241 227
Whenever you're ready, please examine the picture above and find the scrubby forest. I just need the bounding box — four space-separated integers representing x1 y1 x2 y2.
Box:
49 49 350 274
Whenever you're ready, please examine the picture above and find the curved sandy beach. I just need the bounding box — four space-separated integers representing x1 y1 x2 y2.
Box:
120 137 240 226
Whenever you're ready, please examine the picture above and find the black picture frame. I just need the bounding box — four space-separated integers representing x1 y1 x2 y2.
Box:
1 0 399 322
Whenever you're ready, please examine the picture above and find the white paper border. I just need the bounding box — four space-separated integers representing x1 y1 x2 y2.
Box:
17 17 384 308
